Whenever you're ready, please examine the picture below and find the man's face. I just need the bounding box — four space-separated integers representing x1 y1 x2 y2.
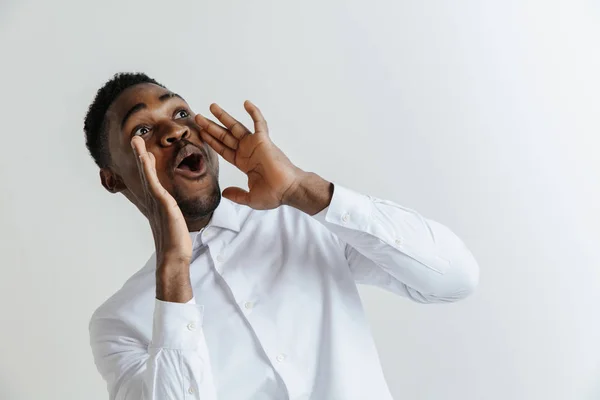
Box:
103 83 220 222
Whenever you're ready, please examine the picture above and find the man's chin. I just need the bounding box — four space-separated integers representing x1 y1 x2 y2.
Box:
174 182 221 221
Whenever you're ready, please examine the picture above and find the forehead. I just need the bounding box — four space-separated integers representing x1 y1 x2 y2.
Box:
108 82 173 117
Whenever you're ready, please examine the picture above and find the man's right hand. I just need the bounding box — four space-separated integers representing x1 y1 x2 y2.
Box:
131 136 193 303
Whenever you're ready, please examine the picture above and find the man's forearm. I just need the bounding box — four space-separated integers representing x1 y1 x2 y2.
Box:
156 263 193 303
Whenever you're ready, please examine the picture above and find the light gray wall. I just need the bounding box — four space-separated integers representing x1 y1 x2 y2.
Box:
0 1 598 399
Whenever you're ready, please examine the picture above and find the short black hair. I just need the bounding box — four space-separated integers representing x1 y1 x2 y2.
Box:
84 72 165 169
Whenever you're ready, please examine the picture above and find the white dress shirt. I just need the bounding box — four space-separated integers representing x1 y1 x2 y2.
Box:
90 184 479 400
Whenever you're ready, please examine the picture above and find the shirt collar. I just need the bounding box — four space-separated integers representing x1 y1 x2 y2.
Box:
207 197 241 233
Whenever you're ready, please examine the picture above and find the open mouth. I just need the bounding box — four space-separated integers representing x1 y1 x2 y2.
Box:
177 153 202 172
174 145 206 178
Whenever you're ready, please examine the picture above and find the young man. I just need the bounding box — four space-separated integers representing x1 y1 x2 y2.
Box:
86 72 479 400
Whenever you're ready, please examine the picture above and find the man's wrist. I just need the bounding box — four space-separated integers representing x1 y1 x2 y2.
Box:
283 171 333 216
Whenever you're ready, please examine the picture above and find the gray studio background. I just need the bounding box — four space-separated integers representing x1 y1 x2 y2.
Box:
0 1 599 399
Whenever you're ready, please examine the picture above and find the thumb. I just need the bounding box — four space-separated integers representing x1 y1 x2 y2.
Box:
222 186 251 206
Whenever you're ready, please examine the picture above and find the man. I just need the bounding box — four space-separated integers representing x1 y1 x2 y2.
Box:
86 72 479 400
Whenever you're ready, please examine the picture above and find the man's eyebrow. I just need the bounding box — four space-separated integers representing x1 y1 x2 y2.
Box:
159 92 185 102
121 103 147 130
120 93 185 130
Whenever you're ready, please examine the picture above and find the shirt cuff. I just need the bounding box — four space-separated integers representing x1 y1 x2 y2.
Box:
150 299 205 350
312 183 373 231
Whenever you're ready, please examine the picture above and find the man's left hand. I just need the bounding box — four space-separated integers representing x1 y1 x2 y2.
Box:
195 101 305 210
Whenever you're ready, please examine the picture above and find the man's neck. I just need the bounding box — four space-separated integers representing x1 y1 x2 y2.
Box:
186 212 213 232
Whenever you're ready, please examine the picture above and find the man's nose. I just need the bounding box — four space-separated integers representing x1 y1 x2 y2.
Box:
159 121 190 146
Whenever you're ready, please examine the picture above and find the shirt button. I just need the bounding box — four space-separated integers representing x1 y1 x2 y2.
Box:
244 301 254 310
216 254 225 263
187 322 197 331
341 213 350 223
395 238 403 246
276 353 286 363
188 386 195 394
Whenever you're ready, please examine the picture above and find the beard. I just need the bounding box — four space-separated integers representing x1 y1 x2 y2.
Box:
176 180 221 220
170 165 221 222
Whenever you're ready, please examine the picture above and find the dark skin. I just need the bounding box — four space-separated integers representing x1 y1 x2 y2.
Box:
99 82 334 302
100 83 220 232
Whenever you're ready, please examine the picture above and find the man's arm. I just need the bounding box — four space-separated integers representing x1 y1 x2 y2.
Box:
289 177 479 303
195 101 478 303
196 101 479 303
90 138 217 400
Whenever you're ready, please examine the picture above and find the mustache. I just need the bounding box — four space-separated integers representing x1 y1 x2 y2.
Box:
169 139 208 170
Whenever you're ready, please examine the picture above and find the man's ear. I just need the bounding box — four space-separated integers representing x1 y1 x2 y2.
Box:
100 168 127 193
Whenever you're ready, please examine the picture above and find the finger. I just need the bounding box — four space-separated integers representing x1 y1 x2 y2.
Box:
200 129 237 165
141 152 171 204
131 137 170 204
209 103 251 140
131 137 151 193
131 135 147 158
243 100 268 135
195 113 239 149
222 186 251 206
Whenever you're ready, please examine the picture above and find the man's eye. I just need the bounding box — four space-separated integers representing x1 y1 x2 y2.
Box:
133 126 151 136
174 109 189 119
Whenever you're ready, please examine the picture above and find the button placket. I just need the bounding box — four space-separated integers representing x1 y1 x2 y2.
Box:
210 242 227 274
